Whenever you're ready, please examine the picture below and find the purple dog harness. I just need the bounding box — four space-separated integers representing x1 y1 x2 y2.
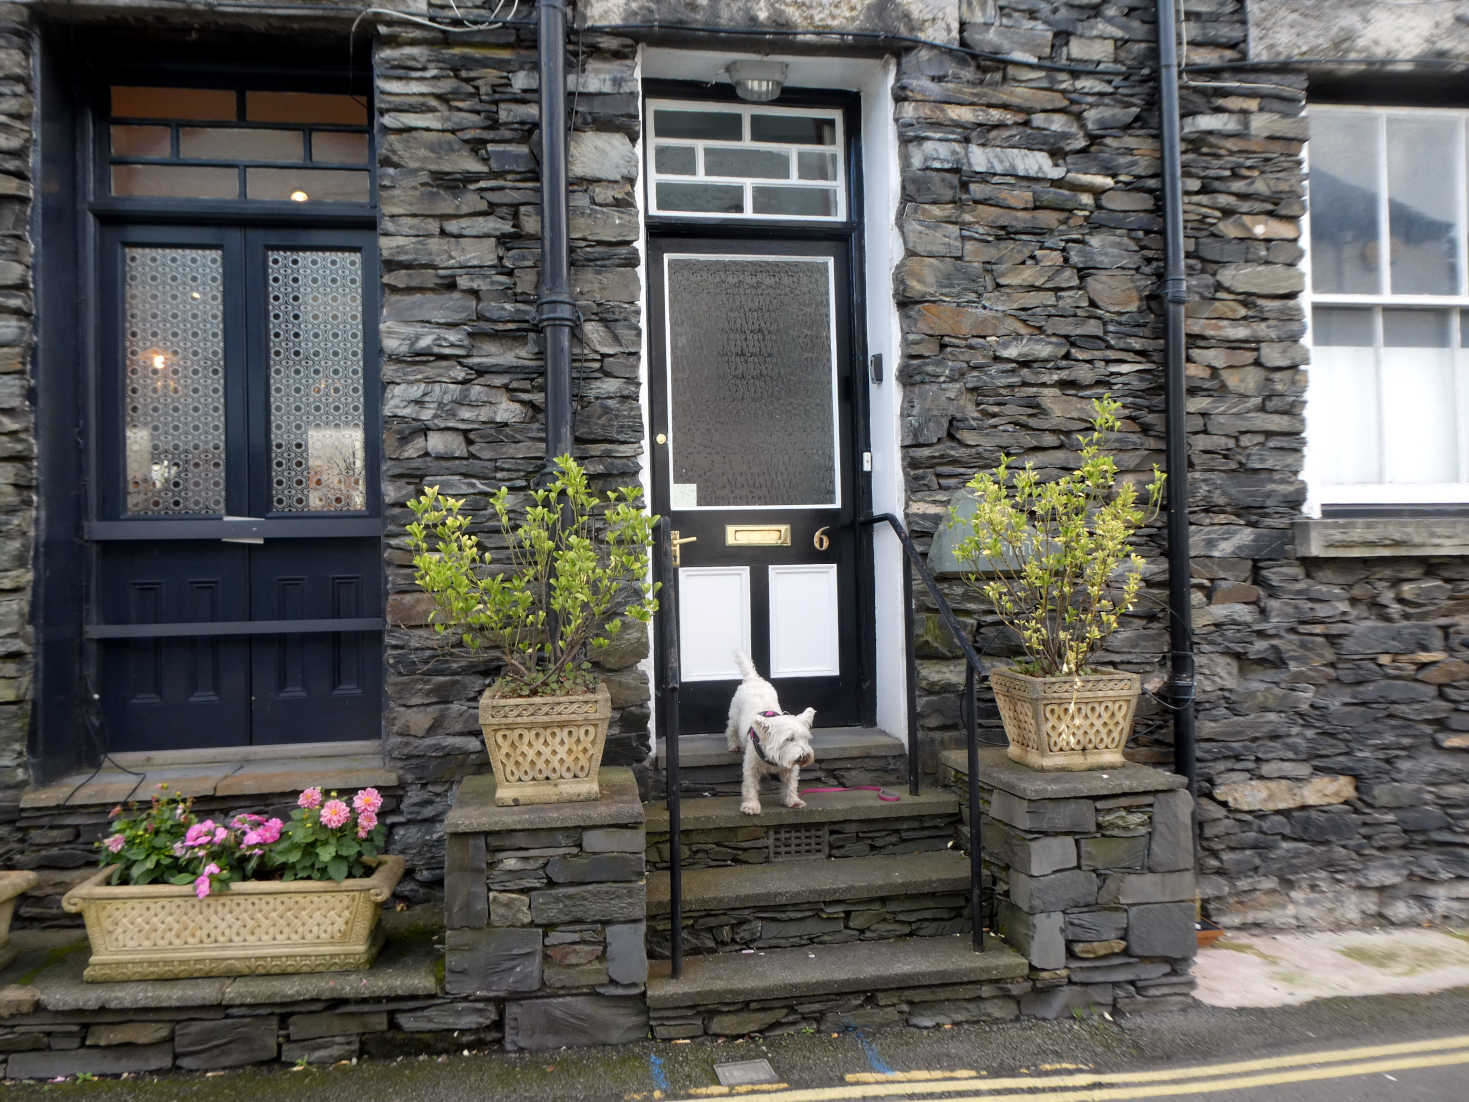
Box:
746 710 781 765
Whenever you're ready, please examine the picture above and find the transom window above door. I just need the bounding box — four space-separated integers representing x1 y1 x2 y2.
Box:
109 86 371 203
646 100 846 220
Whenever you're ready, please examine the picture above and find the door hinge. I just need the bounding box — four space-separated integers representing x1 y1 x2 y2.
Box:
862 451 872 472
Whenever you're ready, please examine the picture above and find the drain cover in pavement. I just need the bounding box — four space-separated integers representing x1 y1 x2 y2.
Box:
714 1059 779 1087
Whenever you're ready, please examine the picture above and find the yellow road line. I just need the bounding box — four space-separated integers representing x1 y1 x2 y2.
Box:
893 1049 1469 1102
666 1034 1469 1102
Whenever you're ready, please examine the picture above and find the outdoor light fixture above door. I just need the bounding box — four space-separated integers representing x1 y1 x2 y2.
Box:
727 60 787 102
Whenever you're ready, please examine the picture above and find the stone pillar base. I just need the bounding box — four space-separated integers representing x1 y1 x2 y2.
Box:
444 768 649 1049
947 749 1198 1018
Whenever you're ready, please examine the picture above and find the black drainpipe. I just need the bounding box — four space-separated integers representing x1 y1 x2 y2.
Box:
537 0 575 463
1155 0 1197 792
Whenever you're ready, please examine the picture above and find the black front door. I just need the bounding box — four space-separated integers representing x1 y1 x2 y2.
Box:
91 224 382 751
649 237 869 733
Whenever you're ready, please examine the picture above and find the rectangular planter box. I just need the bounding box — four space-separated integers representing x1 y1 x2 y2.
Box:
1 869 37 970
61 856 404 981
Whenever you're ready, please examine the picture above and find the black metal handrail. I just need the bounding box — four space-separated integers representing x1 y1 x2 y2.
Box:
859 512 988 951
655 518 685 978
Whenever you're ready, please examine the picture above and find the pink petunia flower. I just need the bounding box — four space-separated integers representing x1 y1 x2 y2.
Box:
104 834 126 854
298 786 323 810
352 787 383 815
193 862 221 900
356 809 378 839
319 799 350 829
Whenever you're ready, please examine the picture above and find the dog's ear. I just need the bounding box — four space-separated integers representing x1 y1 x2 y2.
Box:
796 707 816 728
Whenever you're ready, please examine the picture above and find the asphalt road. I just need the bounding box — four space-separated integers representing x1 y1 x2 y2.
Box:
9 987 1469 1101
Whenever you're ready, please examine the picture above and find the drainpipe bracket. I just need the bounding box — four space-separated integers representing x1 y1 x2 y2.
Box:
1162 276 1188 304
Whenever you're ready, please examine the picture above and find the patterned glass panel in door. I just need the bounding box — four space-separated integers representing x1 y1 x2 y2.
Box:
267 250 366 512
664 256 837 508
122 247 227 515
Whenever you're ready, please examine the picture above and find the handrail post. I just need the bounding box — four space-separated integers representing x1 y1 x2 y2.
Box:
965 664 984 951
902 544 920 797
657 518 683 979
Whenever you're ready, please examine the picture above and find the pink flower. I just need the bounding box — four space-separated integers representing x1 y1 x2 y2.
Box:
184 820 218 847
104 834 125 854
352 787 382 815
298 787 323 810
319 799 350 829
212 825 227 845
356 809 378 839
193 862 220 900
242 817 283 848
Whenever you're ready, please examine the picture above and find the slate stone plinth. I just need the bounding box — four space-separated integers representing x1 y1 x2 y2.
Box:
949 750 1196 1016
442 766 649 1047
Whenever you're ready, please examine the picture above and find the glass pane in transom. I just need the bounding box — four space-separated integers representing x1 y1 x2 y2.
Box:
647 100 846 220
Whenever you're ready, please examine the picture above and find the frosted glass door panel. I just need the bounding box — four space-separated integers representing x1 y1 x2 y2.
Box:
678 567 751 682
123 246 227 515
267 250 367 512
664 255 837 508
768 565 839 679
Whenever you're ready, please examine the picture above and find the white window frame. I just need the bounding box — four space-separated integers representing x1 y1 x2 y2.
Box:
1304 103 1469 509
645 99 847 222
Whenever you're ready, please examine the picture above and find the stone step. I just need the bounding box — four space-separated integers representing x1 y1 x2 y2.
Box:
654 727 907 794
647 934 1029 1038
644 788 962 871
645 851 974 958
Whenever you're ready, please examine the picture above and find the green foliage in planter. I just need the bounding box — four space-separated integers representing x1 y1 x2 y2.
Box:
406 454 659 697
950 396 1164 677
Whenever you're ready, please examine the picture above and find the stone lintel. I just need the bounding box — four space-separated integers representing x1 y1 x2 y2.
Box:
445 768 644 835
578 0 959 46
950 748 1187 801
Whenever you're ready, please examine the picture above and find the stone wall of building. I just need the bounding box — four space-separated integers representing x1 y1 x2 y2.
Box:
906 0 1467 932
0 3 34 827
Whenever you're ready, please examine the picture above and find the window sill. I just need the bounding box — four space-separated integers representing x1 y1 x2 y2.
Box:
1294 516 1469 558
21 741 398 810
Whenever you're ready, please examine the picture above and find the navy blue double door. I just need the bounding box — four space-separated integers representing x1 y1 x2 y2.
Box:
89 224 383 751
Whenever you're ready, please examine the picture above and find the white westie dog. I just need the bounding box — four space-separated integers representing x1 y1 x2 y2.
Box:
723 651 816 816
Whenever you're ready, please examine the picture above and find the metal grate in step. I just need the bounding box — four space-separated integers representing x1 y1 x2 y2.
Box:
769 822 828 862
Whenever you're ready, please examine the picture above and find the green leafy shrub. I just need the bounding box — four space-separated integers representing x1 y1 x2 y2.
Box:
950 396 1164 677
405 454 659 697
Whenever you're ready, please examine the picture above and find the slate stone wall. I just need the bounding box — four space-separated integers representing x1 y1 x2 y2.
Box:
0 4 34 828
904 1 1468 932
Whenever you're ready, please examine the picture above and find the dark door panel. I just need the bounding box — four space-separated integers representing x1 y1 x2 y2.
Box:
98 541 251 750
247 540 381 744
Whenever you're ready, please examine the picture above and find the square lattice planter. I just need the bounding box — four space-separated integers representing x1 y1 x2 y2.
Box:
61 855 405 982
478 683 612 806
990 665 1140 771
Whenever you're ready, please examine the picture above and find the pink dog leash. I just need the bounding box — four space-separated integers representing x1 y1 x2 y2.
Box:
799 785 901 803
